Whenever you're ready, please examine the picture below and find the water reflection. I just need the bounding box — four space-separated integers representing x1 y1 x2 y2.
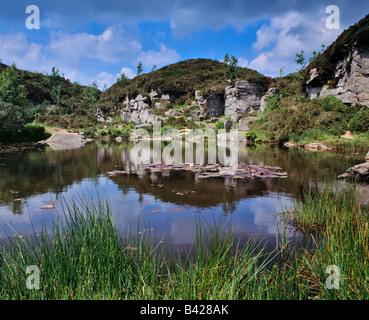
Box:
0 141 366 248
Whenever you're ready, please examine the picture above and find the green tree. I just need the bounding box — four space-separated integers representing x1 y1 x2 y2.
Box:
309 44 326 64
279 67 285 77
84 81 100 107
0 101 32 138
0 64 27 106
223 54 240 80
137 61 143 76
51 85 63 106
295 50 307 70
46 67 63 87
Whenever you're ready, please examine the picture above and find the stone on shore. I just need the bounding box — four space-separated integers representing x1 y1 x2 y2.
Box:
303 143 330 151
337 162 369 183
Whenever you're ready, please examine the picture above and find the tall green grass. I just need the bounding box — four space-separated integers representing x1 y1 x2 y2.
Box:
281 183 369 299
1 186 368 300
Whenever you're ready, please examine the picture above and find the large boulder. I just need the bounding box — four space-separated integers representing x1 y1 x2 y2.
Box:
224 81 266 121
121 94 158 124
44 133 91 151
238 117 257 131
260 87 280 113
338 162 369 183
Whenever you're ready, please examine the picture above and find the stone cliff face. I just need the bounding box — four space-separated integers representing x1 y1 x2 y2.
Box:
224 81 266 121
97 80 267 124
195 90 225 118
121 94 157 124
195 80 267 121
306 47 369 106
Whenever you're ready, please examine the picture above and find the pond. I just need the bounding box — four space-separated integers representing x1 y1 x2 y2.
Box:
0 141 366 250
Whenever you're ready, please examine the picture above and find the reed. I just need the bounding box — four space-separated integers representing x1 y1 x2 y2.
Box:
0 185 368 300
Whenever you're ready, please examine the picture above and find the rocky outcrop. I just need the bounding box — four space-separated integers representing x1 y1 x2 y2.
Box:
259 87 280 113
100 80 266 124
224 81 266 121
119 93 171 124
121 94 156 124
338 162 369 183
195 90 224 118
306 48 369 106
238 117 257 131
194 81 267 121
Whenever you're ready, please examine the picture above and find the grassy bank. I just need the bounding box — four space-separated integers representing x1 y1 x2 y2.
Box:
248 73 369 150
1 186 368 300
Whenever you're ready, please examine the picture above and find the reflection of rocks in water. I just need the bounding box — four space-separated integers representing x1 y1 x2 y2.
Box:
162 171 171 177
107 166 285 212
105 163 288 180
1 141 365 216
150 172 158 183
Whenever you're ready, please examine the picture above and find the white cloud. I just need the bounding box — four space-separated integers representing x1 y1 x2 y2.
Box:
46 26 142 64
238 57 249 68
138 44 180 68
118 67 136 79
94 72 116 90
0 32 45 69
249 11 342 77
0 25 180 88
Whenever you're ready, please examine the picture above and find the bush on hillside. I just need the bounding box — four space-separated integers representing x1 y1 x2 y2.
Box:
349 108 369 132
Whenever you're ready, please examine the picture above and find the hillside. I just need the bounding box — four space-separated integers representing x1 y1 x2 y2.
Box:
97 58 270 111
1 13 369 147
248 14 369 148
306 13 369 86
0 63 87 105
0 63 99 141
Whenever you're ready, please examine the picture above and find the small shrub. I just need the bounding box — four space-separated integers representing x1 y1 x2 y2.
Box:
97 129 109 136
349 109 369 132
22 123 51 141
215 121 224 130
246 130 259 142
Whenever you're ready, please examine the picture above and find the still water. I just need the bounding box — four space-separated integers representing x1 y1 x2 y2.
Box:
0 141 365 249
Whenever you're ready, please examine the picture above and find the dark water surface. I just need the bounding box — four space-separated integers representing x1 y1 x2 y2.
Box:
0 141 365 249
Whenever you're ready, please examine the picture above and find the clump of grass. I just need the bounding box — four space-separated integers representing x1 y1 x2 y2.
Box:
280 183 369 299
1 186 368 300
0 197 271 300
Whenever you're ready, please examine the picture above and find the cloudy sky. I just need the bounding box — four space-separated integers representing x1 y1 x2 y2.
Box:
0 0 367 89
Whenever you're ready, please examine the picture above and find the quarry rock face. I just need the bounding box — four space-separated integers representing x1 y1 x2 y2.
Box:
103 80 267 124
306 48 369 106
195 80 266 121
338 162 369 183
224 81 266 121
195 90 225 119
121 94 157 124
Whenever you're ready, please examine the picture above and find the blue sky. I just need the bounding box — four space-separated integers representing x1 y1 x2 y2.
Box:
0 0 367 89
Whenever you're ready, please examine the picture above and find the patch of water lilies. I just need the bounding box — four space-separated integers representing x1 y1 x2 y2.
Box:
105 163 288 180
